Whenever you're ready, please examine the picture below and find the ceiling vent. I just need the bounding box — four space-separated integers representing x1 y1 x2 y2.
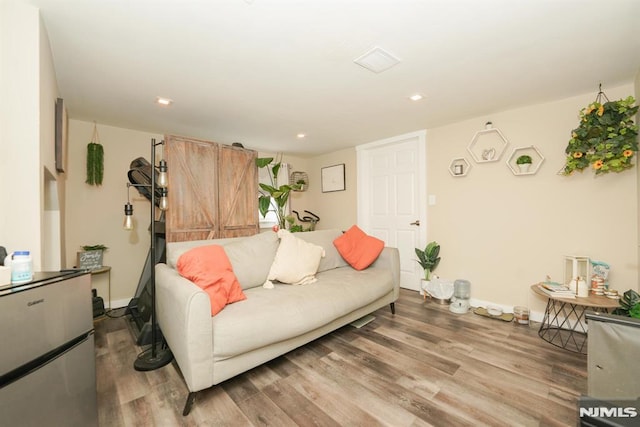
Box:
353 46 401 73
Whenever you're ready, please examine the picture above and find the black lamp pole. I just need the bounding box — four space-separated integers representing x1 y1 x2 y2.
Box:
134 138 173 371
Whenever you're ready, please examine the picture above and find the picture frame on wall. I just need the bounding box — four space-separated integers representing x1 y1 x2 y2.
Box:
321 163 345 192
55 97 67 173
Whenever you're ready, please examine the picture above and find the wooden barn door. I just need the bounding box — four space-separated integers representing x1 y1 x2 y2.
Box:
165 135 219 242
217 145 259 238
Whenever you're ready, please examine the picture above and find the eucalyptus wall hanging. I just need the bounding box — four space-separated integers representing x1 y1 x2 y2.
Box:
562 86 638 176
86 122 104 185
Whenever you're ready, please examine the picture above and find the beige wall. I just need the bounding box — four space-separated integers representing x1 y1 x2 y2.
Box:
260 84 640 317
427 84 638 315
294 148 358 232
39 12 64 271
0 1 61 271
65 119 162 306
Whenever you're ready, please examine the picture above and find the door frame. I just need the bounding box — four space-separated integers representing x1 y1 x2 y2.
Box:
356 130 428 289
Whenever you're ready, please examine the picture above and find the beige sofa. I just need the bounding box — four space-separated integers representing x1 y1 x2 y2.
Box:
155 228 400 415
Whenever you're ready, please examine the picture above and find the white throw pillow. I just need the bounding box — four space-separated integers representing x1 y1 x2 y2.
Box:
263 229 325 288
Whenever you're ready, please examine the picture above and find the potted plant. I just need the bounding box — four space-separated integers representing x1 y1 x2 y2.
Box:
562 95 638 175
77 244 108 270
295 179 307 192
516 154 532 173
612 289 640 318
285 215 304 233
257 156 301 230
415 241 441 281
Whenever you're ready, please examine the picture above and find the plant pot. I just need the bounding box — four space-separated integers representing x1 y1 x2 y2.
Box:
517 163 531 173
421 278 452 304
420 279 430 300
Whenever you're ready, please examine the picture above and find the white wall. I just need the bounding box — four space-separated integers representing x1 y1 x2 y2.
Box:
427 84 638 315
0 1 47 269
65 119 162 306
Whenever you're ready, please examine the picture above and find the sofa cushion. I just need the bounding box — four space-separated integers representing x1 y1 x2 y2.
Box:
177 245 246 316
294 229 349 272
222 231 279 290
211 265 394 358
333 225 384 270
167 231 279 290
263 229 325 288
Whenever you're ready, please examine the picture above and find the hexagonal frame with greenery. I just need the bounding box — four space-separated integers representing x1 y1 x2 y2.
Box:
506 145 545 175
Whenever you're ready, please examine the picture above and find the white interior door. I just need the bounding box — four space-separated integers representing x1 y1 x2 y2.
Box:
356 130 427 291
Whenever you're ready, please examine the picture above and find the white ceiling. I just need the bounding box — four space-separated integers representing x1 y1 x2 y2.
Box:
24 0 640 156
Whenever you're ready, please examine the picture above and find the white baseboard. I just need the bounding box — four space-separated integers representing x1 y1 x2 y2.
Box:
106 297 131 310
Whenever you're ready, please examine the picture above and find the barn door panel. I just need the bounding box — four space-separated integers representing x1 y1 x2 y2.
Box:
218 145 258 238
166 135 219 242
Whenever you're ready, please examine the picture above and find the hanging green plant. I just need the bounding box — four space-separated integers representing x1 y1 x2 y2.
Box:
562 89 638 176
86 122 104 185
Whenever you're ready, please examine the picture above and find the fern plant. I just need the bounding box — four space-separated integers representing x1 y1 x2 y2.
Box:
86 141 104 185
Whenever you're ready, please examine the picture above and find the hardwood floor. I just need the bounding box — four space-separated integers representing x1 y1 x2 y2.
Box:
95 289 587 426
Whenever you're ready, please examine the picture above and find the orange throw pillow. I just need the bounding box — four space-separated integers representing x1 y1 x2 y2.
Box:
177 245 246 316
333 225 385 271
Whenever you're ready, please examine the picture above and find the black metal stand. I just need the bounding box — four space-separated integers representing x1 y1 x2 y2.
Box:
133 138 173 372
134 343 173 371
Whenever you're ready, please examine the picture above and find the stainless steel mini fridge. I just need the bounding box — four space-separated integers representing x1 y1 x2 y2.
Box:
0 271 98 427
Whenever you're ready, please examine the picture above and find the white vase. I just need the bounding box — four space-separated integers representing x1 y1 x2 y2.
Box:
517 163 531 173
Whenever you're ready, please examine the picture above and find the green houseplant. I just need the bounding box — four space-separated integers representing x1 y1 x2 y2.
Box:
295 179 307 192
562 95 638 176
415 241 441 281
86 141 104 185
516 154 533 173
86 123 104 186
612 289 640 319
256 156 301 230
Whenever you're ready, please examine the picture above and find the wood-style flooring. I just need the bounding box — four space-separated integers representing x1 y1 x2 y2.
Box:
95 289 587 426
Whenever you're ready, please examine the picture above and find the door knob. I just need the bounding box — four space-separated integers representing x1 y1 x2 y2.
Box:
410 220 420 226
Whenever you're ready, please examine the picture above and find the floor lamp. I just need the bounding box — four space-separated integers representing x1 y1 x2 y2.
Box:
124 138 173 371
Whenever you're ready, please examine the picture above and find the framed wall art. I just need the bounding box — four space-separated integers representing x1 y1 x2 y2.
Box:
55 97 67 173
321 163 345 192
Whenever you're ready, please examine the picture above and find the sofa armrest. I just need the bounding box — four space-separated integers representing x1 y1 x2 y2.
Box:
155 263 214 392
371 247 401 301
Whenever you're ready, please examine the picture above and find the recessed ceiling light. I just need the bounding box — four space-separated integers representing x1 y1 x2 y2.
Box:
297 133 306 138
409 94 423 101
155 97 173 107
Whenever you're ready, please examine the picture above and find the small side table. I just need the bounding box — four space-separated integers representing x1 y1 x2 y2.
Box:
530 284 620 354
91 266 111 309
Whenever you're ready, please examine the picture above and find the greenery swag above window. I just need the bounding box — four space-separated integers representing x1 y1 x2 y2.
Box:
562 91 638 176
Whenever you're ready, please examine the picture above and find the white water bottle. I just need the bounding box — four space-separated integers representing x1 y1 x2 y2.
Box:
9 251 33 284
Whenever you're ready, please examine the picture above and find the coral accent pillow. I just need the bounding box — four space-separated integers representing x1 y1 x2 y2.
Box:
333 225 385 270
177 245 246 316
263 229 325 288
